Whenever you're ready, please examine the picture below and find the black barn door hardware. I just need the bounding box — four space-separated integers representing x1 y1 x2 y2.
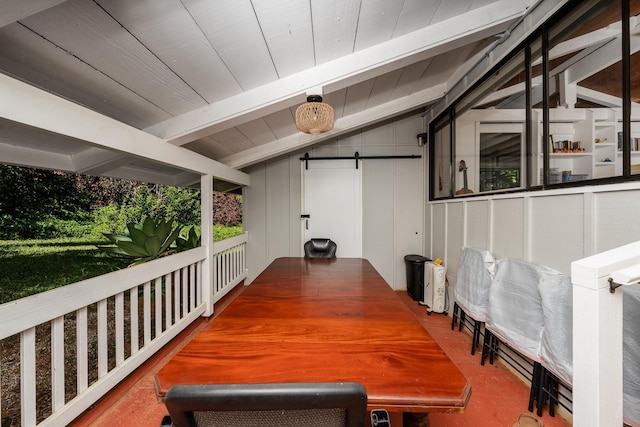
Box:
301 152 421 169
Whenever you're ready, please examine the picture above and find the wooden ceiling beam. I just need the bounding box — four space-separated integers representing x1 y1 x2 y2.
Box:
0 73 250 186
219 83 446 169
145 0 530 147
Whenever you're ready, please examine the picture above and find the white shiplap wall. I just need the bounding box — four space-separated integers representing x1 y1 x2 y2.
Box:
243 113 426 288
428 183 640 301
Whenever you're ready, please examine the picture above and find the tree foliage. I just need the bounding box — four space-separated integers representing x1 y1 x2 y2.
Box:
0 165 242 240
0 165 93 238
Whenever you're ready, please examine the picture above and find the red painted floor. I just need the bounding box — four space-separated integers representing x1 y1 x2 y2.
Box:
71 288 572 427
398 291 572 427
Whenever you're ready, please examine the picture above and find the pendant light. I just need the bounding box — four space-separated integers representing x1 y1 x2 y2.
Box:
295 95 334 134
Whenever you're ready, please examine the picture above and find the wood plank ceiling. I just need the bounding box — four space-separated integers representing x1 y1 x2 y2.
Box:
0 0 534 186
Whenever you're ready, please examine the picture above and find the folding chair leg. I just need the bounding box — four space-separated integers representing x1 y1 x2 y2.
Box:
481 329 492 366
471 320 481 355
548 374 559 417
489 332 497 365
459 310 466 332
451 302 459 330
529 362 543 413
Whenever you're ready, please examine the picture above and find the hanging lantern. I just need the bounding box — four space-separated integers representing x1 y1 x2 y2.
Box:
295 95 334 134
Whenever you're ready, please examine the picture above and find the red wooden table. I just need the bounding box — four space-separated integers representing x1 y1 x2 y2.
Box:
155 257 470 420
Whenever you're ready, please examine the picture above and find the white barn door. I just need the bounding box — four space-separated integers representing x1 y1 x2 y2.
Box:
302 160 362 258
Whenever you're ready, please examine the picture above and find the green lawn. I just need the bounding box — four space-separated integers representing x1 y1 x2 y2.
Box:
0 226 244 305
0 238 131 304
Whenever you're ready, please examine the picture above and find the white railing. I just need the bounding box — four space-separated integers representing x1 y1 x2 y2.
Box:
572 240 640 427
0 232 248 427
212 232 248 303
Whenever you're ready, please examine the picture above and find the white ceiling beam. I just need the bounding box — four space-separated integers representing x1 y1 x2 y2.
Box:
476 82 526 108
576 87 623 109
0 0 68 28
0 141 74 171
546 26 620 65
103 165 196 188
566 31 640 86
220 83 446 170
146 0 529 146
0 73 250 186
71 147 128 175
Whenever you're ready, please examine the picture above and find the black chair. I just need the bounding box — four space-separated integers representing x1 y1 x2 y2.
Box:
161 382 367 427
304 238 337 258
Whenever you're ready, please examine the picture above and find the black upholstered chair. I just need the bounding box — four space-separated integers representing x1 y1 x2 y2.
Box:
161 382 367 427
304 238 337 258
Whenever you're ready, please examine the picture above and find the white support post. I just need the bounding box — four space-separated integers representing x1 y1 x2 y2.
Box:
559 70 577 108
571 240 640 427
201 175 215 316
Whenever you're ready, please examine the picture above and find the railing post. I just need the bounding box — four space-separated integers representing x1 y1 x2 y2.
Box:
571 240 640 427
201 174 214 317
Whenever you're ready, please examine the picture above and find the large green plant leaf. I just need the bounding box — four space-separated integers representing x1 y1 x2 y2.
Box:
176 226 201 251
145 234 161 256
160 227 182 253
128 223 147 243
142 216 156 236
97 215 182 265
156 218 171 240
117 240 151 257
102 233 132 244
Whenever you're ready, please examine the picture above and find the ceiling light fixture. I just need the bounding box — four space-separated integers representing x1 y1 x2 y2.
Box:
295 95 334 134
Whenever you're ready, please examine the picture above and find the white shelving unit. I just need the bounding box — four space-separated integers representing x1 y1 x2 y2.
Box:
541 108 620 182
461 108 630 189
593 121 617 178
619 121 640 175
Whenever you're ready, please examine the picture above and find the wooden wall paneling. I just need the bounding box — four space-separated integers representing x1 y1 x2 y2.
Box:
443 200 465 310
465 200 490 249
394 145 425 290
431 204 448 260
594 190 640 253
243 164 269 284
289 155 303 257
445 202 465 277
363 145 395 288
491 198 525 260
530 194 584 273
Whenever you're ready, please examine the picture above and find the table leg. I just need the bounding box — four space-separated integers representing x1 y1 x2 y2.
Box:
403 412 430 427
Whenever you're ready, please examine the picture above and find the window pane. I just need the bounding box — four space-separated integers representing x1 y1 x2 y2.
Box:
479 128 522 191
547 0 622 182
630 0 640 174
455 50 526 195
432 116 452 199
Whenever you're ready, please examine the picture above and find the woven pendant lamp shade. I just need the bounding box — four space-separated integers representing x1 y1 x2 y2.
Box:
295 95 334 134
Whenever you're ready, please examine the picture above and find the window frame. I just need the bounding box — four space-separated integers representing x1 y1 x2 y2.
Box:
428 0 638 201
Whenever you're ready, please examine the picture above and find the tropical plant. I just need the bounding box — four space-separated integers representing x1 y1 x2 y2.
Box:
98 216 182 266
176 226 201 251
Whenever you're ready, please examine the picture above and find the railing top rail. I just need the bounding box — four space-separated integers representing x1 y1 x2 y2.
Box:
213 231 248 253
0 246 206 339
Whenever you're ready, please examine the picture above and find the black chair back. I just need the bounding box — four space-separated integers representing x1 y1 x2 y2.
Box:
163 382 367 427
304 238 337 258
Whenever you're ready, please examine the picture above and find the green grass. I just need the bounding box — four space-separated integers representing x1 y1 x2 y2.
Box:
0 238 131 304
0 227 244 305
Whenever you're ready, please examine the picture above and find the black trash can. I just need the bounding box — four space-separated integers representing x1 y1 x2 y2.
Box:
404 254 431 302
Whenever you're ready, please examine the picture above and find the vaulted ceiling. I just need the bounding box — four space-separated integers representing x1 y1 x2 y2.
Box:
0 0 536 187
